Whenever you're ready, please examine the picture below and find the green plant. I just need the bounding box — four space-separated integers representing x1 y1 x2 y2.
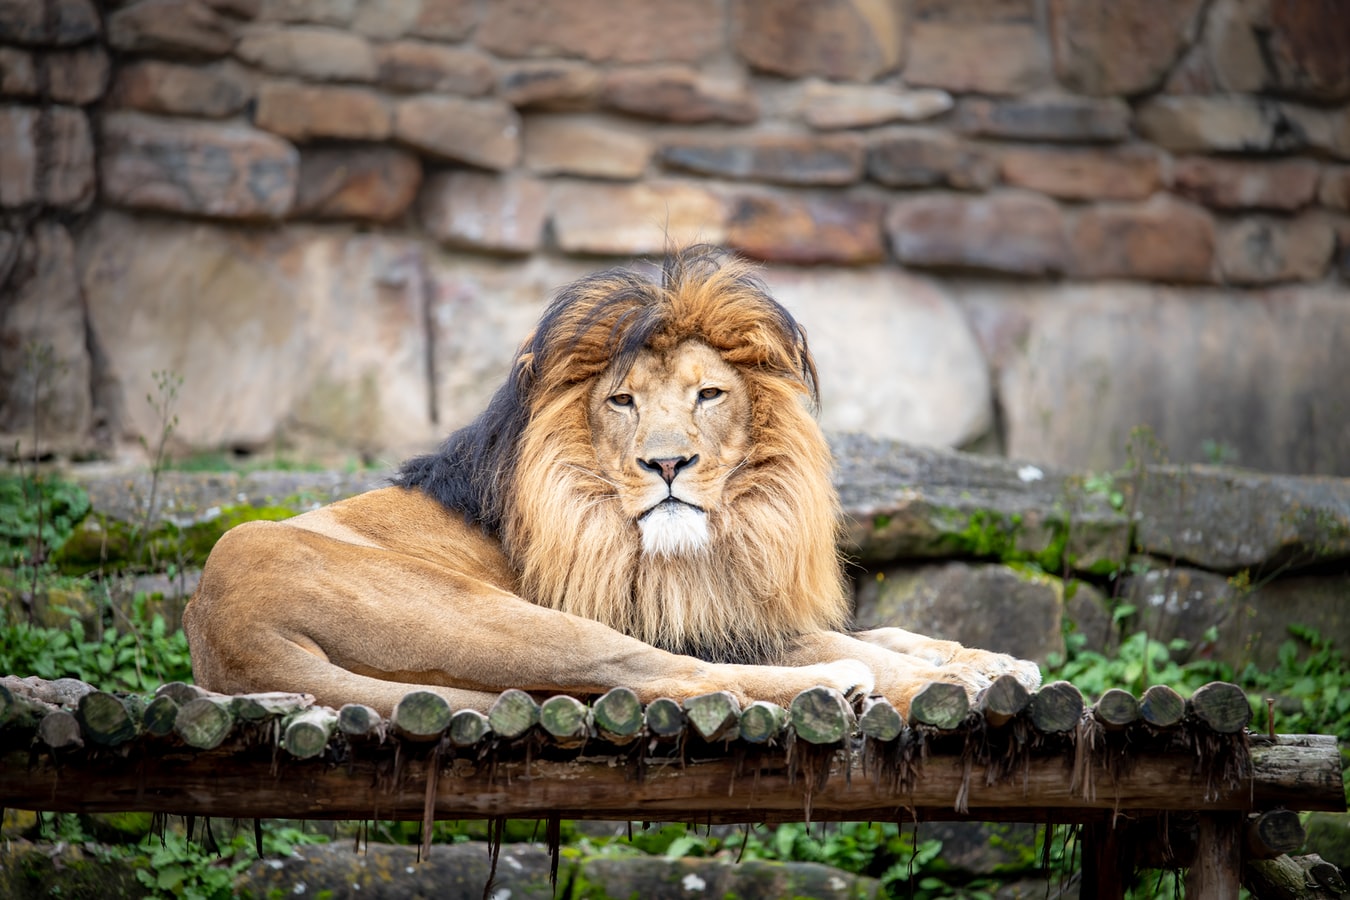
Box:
136 370 183 568
0 474 90 569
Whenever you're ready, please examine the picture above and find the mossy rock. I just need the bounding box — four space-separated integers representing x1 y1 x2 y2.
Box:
0 839 143 899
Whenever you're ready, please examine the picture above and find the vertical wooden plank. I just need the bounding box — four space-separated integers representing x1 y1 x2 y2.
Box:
1185 813 1242 900
1080 821 1126 900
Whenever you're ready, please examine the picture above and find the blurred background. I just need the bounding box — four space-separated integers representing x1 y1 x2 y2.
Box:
3 0 1348 476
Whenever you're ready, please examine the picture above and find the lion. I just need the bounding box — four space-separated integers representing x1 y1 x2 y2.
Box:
185 247 1041 717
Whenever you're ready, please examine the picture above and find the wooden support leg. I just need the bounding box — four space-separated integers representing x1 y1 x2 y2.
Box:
1185 813 1242 900
1081 821 1126 900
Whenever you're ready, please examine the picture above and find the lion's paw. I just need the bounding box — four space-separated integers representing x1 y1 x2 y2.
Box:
806 658 875 701
951 650 1043 693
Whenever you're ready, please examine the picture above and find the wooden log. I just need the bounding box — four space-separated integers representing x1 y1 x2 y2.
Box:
592 687 643 744
1081 821 1127 900
909 681 969 730
858 697 903 742
1185 813 1242 900
739 701 788 744
36 710 83 750
392 691 452 741
539 695 589 748
231 691 314 722
684 691 740 742
1092 688 1140 730
283 708 337 760
1029 681 1084 734
1245 853 1344 900
0 681 14 725
174 697 234 750
1245 809 1307 860
141 695 180 737
978 674 1031 728
1305 855 1348 894
0 681 51 729
644 697 685 738
1191 682 1252 734
75 691 138 747
1140 684 1186 728
155 682 206 705
790 687 854 744
448 710 490 747
337 703 383 738
487 689 539 740
1251 735 1347 812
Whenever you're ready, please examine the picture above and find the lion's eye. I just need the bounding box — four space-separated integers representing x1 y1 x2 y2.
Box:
608 393 634 408
698 387 724 402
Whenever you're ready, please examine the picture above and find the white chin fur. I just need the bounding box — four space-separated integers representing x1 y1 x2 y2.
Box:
639 503 710 557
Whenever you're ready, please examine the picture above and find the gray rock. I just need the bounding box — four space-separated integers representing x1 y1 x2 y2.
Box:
578 854 880 900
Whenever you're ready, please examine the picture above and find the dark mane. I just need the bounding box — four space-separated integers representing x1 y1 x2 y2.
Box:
394 246 816 532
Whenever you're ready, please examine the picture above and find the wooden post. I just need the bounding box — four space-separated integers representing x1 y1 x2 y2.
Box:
1080 821 1126 900
1186 813 1242 900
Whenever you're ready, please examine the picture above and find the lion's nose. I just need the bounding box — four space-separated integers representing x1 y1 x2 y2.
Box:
638 454 698 486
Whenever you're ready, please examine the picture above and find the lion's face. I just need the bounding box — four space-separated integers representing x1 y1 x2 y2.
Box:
588 340 753 557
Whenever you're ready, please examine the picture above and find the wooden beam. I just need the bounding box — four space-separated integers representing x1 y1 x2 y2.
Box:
1186 813 1242 900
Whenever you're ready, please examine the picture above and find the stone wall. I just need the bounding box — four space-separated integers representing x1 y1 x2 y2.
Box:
2 0 1349 474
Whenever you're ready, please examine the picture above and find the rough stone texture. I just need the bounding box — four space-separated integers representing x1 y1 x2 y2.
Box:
478 0 722 65
769 270 993 446
108 0 237 58
0 223 93 457
725 192 885 265
1173 157 1321 211
955 95 1131 143
408 0 477 41
887 191 1069 276
256 0 353 26
602 67 758 125
110 59 252 118
733 0 905 82
800 81 952 130
78 212 437 456
1322 166 1350 210
254 81 391 142
855 562 1065 665
523 116 651 180
0 0 100 47
1048 0 1206 95
234 25 376 81
999 283 1350 476
661 133 865 186
1217 215 1335 285
905 22 1049 95
867 128 996 190
1283 103 1350 161
393 95 520 170
348 0 421 39
292 145 421 222
100 112 297 219
1261 0 1350 102
2 45 110 106
581 855 880 900
549 179 727 255
374 40 493 95
1334 216 1350 281
497 60 602 110
419 171 548 253
1136 96 1297 154
999 146 1162 201
1069 196 1216 283
0 105 95 210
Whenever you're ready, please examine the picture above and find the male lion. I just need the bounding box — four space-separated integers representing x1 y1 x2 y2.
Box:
185 248 1041 716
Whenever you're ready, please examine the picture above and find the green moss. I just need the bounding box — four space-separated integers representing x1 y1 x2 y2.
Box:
872 513 892 531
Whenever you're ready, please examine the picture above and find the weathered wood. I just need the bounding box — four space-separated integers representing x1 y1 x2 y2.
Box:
174 697 234 749
978 674 1031 728
232 692 314 722
1245 809 1307 860
685 691 740 742
76 691 139 746
644 697 685 738
1245 853 1343 900
36 710 83 750
1250 735 1345 811
539 695 590 748
283 708 337 760
141 695 179 737
392 691 452 741
487 689 539 740
1029 681 1084 734
592 687 643 744
1191 681 1252 734
155 682 207 705
1185 813 1242 900
790 687 854 744
1139 684 1186 728
449 710 490 747
1081 822 1127 900
1305 856 1348 894
909 681 969 730
337 703 382 737
739 701 788 744
1092 688 1139 730
858 697 903 742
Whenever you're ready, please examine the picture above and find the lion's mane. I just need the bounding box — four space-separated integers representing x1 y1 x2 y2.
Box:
397 247 849 664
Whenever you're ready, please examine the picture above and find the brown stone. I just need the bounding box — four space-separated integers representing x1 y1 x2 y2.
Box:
523 116 651 180
206 0 262 17
1173 157 1321 211
887 191 1069 276
733 0 905 81
0 47 34 97
409 0 477 40
1331 216 1350 280
725 191 885 265
549 179 727 255
419 171 548 254
911 0 1034 21
1218 215 1335 284
349 0 420 39
254 81 391 141
868 128 995 190
100 111 297 219
1283 103 1350 161
0 105 94 209
999 146 1162 201
292 145 421 222
374 40 492 94
235 25 376 81
111 60 252 118
0 45 108 105
1264 0 1350 102
0 0 100 47
497 60 602 110
955 95 1131 142
661 133 864 186
1048 0 1205 95
478 0 722 64
1321 166 1350 210
257 0 354 26
109 0 237 58
1070 196 1217 283
0 106 37 206
800 81 952 130
905 22 1049 95
601 67 758 125
1136 96 1296 154
393 95 520 170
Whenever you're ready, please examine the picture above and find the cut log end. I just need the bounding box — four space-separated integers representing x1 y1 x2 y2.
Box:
539 695 589 747
392 690 452 741
858 697 903 742
77 691 138 747
644 697 685 738
790 686 854 745
1245 809 1307 860
684 691 740 742
1092 688 1140 730
978 674 1031 728
909 681 969 731
174 697 234 750
739 701 788 744
488 689 540 740
1029 681 1084 734
1191 682 1252 734
593 687 643 742
337 703 383 737
1140 684 1186 728
283 709 337 760
449 709 490 747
